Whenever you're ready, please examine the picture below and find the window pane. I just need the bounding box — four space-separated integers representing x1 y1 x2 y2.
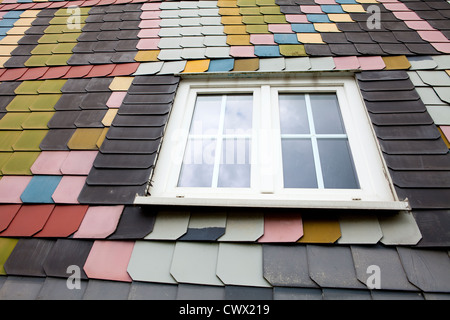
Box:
310 94 345 134
318 139 359 189
190 95 222 135
223 95 253 134
178 139 216 187
281 139 317 188
218 138 251 188
279 94 309 134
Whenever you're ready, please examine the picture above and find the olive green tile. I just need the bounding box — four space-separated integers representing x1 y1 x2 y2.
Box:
25 55 50 67
38 34 60 44
55 7 90 17
67 128 104 150
57 32 80 43
259 6 282 15
238 0 257 6
29 94 62 111
240 7 261 15
61 24 84 33
44 25 66 34
45 54 72 66
0 131 22 151
1 151 40 175
6 95 39 112
21 112 55 129
279 44 307 56
12 130 48 151
242 15 265 25
245 24 270 33
0 238 19 275
0 113 31 130
0 152 13 174
264 15 287 23
31 44 58 55
52 43 76 54
49 16 70 25
37 80 67 94
256 0 276 5
15 81 44 95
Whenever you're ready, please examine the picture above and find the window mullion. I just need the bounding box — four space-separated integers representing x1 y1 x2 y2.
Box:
211 95 227 188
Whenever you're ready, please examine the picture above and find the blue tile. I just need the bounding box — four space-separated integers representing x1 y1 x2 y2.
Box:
306 14 331 23
2 11 24 19
291 23 316 33
335 0 357 3
254 46 281 57
0 20 16 28
320 5 345 14
208 59 235 72
20 176 63 204
274 33 300 44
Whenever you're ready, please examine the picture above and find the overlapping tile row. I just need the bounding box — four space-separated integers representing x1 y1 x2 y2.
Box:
1 238 450 299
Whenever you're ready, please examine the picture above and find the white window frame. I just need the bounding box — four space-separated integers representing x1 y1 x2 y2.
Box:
135 74 410 211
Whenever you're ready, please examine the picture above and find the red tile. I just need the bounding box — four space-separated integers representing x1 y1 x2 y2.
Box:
0 205 21 233
14 3 36 10
34 205 89 238
40 66 71 79
258 213 303 243
29 2 52 9
63 1 84 7
85 64 116 78
48 2 67 8
0 68 28 81
63 65 93 78
110 62 140 76
97 0 117 5
18 67 49 81
82 0 100 6
0 205 55 237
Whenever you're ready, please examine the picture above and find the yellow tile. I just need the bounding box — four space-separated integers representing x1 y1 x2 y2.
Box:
67 128 104 150
355 0 378 3
221 15 243 25
313 23 341 33
227 34 251 45
341 4 366 13
0 46 16 56
102 109 119 127
96 127 109 149
446 70 450 77
382 55 411 70
217 0 238 8
6 27 29 35
183 59 210 73
109 77 134 91
219 7 241 15
297 33 324 44
135 50 160 62
13 18 35 27
327 13 354 22
0 57 9 68
224 25 248 34
297 216 341 243
0 36 22 45
20 10 40 18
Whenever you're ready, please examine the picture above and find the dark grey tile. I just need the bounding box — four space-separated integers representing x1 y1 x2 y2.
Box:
176 284 225 300
108 205 156 240
39 129 76 150
77 184 147 205
273 287 322 300
322 288 371 300
86 167 152 186
413 210 450 247
36 277 88 300
93 153 156 169
128 282 178 300
47 111 80 129
224 286 273 300
74 109 108 128
99 138 161 154
82 280 131 300
79 92 111 110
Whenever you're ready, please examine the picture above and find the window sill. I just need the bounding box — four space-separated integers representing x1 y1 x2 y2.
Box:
134 196 411 211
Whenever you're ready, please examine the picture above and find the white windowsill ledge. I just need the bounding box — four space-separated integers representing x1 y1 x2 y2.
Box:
134 196 411 211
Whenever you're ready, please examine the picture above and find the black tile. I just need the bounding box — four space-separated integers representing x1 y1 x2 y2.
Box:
111 52 138 64
100 21 122 31
345 32 375 44
11 44 35 55
358 79 415 92
2 56 28 68
108 206 156 240
127 84 178 95
328 43 360 56
72 42 96 54
39 129 76 151
94 153 156 169
99 138 161 154
77 31 101 42
111 114 168 127
336 22 363 32
396 188 450 209
67 53 92 66
369 112 434 126
0 82 21 95
382 21 411 31
354 43 386 55
54 94 84 111
303 44 333 56
74 109 108 128
82 22 103 32
224 286 273 300
79 92 111 110
103 13 123 22
118 103 171 115
86 167 152 186
321 32 349 44
77 184 147 205
362 90 420 102
121 12 141 21
413 210 450 247
93 40 118 53
61 79 90 93
47 111 80 129
133 75 180 85
97 31 119 41
106 126 165 140
357 70 409 81
379 139 449 155
405 43 441 55
119 20 140 30
25 25 47 35
88 52 115 65
383 154 450 171
392 31 427 44
373 125 441 140
379 43 413 55
114 39 139 52
391 170 450 188
178 227 226 241
84 14 104 23
368 31 401 44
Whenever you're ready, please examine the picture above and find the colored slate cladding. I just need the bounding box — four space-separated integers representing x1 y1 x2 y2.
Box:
0 0 450 300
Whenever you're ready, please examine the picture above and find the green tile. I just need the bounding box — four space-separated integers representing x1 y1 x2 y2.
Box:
15 80 44 95
31 44 57 55
238 0 257 6
58 32 80 43
44 25 67 34
0 112 31 130
242 15 265 24
37 80 67 94
0 131 22 151
45 54 72 66
6 95 39 112
259 6 282 15
0 152 13 175
12 130 49 151
245 24 270 33
264 14 287 23
240 7 261 15
256 0 276 5
279 44 307 56
21 112 55 129
52 42 76 54
24 55 50 67
29 94 62 111
62 24 85 33
0 238 19 275
55 7 90 16
1 151 40 175
49 16 70 25
38 34 60 44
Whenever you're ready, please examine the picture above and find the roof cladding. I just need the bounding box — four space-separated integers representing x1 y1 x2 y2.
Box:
0 0 450 301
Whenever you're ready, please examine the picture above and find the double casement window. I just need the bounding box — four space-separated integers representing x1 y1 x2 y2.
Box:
136 75 409 210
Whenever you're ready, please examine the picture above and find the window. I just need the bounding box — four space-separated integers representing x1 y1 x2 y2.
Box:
136 75 409 210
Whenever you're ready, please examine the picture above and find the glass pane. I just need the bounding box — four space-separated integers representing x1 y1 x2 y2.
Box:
318 138 359 189
310 94 345 134
189 95 222 135
223 95 253 134
281 139 317 188
279 94 309 134
218 138 251 188
178 139 216 187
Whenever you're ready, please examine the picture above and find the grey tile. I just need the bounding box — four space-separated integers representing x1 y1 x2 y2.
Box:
82 280 131 300
128 282 178 300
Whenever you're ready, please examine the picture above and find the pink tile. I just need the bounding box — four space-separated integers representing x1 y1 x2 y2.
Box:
138 28 161 38
229 46 255 58
357 56 386 70
405 20 436 31
300 5 323 14
441 126 450 141
258 213 303 243
83 240 134 282
333 56 360 70
431 42 450 54
141 2 161 10
60 151 98 175
51 176 87 204
141 10 160 20
106 91 127 108
418 31 450 43
268 24 293 33
139 19 161 29
72 205 124 239
382 3 410 11
137 38 160 50
0 176 32 204
30 151 70 175
285 14 309 23
393 11 422 21
250 34 276 45
315 0 336 4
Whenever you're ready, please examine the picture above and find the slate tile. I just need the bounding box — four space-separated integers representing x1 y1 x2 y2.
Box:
383 154 450 171
82 280 131 300
85 78 113 93
99 138 160 154
47 111 79 129
369 112 434 126
36 277 88 300
0 276 45 300
111 114 168 126
176 284 225 300
128 282 178 300
413 210 450 247
273 287 322 300
93 153 156 169
224 286 273 300
374 125 441 140
61 78 90 93
322 288 371 300
379 139 449 155
86 167 152 186
77 184 147 205
108 206 156 240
